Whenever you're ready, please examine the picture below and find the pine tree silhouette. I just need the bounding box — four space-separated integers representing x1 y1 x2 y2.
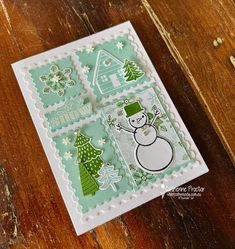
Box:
123 59 144 81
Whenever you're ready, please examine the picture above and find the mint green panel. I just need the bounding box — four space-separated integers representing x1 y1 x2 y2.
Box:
76 34 149 101
102 87 196 188
45 96 93 131
53 118 133 213
29 57 85 108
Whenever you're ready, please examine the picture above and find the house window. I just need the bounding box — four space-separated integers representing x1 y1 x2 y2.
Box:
103 59 111 67
100 75 108 82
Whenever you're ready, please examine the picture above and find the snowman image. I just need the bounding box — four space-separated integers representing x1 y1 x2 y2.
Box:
116 101 173 173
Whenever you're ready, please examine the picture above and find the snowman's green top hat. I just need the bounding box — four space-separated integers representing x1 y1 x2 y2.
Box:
124 101 143 117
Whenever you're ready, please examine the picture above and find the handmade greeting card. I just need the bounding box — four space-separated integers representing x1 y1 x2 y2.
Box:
12 21 208 235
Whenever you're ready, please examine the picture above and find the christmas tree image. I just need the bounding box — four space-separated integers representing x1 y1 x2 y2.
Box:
122 59 144 81
74 130 103 196
78 162 99 196
97 164 122 192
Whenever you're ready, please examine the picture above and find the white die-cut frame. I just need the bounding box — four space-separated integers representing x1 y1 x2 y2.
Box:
12 21 208 235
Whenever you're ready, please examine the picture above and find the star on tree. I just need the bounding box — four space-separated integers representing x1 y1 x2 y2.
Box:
82 65 90 74
86 45 94 54
123 59 145 81
62 137 71 146
116 42 124 50
74 130 79 136
64 151 72 160
98 138 106 146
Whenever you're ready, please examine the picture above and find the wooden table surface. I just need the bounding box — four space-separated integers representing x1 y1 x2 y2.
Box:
0 0 234 248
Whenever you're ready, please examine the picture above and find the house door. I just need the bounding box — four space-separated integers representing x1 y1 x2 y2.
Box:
109 74 121 88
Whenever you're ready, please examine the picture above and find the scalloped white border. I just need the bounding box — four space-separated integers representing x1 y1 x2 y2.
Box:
12 21 208 235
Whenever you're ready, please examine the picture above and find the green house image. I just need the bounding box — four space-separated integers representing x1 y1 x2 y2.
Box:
92 50 127 94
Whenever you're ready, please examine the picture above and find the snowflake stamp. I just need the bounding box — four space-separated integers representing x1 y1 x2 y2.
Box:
86 45 94 54
116 41 124 50
62 137 71 146
39 64 75 96
98 138 106 146
29 57 85 108
64 151 72 160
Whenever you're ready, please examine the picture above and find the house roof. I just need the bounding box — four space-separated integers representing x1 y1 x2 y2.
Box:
92 49 123 86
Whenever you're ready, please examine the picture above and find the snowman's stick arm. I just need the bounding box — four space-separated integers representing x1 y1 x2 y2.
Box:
150 109 161 125
150 116 157 125
116 123 134 134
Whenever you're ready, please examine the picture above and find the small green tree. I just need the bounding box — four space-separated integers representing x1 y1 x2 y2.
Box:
123 59 144 81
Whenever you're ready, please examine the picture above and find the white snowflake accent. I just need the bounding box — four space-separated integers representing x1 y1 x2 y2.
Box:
64 151 72 160
62 137 71 146
98 138 106 146
86 45 94 54
116 42 124 50
83 65 90 74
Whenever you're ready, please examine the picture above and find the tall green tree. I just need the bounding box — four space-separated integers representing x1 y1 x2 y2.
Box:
74 130 103 196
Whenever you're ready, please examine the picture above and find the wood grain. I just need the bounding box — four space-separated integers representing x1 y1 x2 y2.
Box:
142 0 235 161
0 0 234 248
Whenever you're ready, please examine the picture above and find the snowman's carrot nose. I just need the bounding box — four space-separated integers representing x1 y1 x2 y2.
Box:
137 118 142 122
